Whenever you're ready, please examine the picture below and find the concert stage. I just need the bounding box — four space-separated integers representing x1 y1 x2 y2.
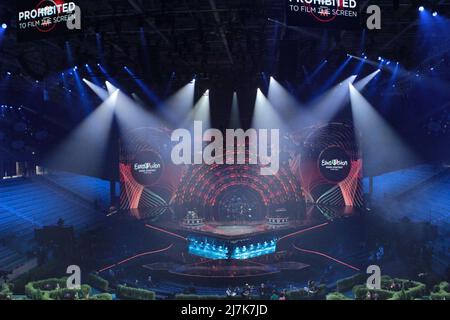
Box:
128 205 359 239
2 0 450 303
122 205 363 262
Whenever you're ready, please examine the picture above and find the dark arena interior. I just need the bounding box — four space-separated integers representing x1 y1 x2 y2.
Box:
0 0 450 304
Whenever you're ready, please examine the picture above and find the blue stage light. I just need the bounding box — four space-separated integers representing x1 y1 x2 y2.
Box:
432 11 438 17
1 23 7 29
124 66 161 104
419 6 425 12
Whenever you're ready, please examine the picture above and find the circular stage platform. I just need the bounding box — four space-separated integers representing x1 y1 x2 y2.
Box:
169 260 280 278
142 260 310 279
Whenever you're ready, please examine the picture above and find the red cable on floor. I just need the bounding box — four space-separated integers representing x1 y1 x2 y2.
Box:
98 243 174 273
293 244 360 272
145 224 188 241
278 222 329 242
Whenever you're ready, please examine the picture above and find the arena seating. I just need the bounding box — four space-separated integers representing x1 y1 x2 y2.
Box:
365 164 450 275
399 172 450 224
43 172 115 207
0 245 28 273
364 164 446 202
0 173 111 272
365 164 450 225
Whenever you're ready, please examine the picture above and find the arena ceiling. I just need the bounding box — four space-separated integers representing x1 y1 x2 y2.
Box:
0 1 449 92
0 0 450 167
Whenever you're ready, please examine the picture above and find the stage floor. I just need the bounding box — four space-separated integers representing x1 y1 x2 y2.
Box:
158 220 305 240
143 260 310 279
126 205 363 240
191 222 275 237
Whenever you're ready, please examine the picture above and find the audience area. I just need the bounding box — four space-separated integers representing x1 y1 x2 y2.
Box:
364 164 450 276
0 173 111 274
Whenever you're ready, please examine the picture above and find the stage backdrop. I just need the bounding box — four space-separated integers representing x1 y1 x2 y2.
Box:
120 122 363 220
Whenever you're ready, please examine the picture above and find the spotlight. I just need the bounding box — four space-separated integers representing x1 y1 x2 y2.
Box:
432 11 438 17
378 57 382 61
1 23 7 29
6 72 11 75
418 6 425 12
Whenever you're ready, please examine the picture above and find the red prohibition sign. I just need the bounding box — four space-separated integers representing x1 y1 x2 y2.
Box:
34 0 65 33
304 0 344 24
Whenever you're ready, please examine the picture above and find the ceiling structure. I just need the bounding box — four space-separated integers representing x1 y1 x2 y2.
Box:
0 1 448 91
0 0 449 169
